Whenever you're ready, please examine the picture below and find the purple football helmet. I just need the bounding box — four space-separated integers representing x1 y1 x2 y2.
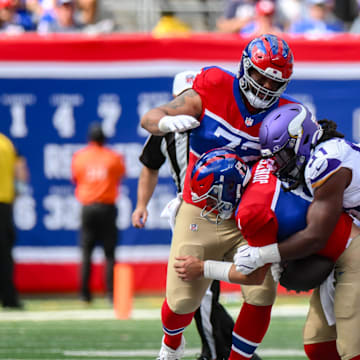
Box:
238 34 293 109
191 147 251 223
259 103 323 187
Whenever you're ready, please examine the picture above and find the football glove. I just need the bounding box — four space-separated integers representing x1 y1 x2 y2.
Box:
158 115 200 133
270 262 283 282
234 243 281 275
234 245 264 275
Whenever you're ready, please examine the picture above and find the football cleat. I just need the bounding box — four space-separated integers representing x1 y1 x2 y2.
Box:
157 336 185 360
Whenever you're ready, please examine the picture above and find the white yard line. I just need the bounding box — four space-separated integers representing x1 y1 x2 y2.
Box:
0 305 308 322
64 349 305 358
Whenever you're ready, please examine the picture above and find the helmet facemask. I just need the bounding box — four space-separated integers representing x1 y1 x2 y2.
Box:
192 175 242 224
239 56 289 109
270 143 306 190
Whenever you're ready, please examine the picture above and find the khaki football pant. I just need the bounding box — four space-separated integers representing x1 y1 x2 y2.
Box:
303 234 360 360
166 201 277 314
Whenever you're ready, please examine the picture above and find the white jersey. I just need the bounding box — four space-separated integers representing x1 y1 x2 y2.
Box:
304 138 360 219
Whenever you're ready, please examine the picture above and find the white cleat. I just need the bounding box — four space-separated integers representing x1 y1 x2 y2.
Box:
156 336 185 360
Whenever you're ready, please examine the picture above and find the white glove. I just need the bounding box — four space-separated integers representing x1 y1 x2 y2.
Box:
234 245 264 275
270 262 283 282
158 115 200 133
234 243 281 275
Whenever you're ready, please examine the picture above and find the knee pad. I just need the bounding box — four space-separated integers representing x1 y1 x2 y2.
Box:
167 292 202 314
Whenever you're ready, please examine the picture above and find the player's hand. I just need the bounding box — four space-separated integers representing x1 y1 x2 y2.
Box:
270 262 283 282
233 245 265 275
131 207 148 228
174 256 203 281
158 115 200 133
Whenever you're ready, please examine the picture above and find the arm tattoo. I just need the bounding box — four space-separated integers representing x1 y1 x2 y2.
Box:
160 90 201 117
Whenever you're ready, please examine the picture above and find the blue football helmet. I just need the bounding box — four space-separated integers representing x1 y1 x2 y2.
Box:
190 147 251 223
259 103 323 188
238 34 293 109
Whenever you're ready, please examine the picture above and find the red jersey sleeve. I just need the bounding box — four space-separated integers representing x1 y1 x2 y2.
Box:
236 203 278 247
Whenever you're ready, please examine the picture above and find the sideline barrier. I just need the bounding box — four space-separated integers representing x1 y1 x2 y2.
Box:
0 33 358 294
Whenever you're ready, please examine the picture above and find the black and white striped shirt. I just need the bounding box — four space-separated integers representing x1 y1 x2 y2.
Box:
139 133 190 193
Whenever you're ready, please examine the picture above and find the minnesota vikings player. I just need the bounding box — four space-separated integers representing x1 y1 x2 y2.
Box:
233 103 360 360
176 151 360 360
141 34 299 360
234 103 360 267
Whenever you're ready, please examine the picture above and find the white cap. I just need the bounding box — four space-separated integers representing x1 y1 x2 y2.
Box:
172 70 199 97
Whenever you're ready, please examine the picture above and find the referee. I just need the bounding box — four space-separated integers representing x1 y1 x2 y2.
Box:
132 71 260 360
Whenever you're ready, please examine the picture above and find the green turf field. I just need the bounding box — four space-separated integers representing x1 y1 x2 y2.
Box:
0 293 310 360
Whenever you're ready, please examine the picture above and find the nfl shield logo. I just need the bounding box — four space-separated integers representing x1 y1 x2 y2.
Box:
190 223 198 232
245 117 254 127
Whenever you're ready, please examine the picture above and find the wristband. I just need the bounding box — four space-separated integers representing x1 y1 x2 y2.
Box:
258 244 281 264
203 260 232 282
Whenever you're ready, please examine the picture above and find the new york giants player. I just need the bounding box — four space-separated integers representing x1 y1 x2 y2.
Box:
141 34 299 360
176 154 360 360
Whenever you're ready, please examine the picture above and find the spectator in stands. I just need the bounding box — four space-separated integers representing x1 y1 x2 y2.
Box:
25 0 55 23
152 9 191 38
276 0 303 32
75 0 95 25
0 133 29 309
289 0 345 35
37 0 83 33
216 0 256 33
71 123 126 304
0 0 35 33
239 0 282 36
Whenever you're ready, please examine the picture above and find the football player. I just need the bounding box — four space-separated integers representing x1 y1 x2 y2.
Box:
141 34 299 360
132 70 237 360
176 149 360 360
233 103 360 360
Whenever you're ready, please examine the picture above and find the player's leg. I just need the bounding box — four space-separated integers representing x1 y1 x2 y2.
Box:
162 202 217 353
228 270 276 360
334 234 360 360
303 287 339 359
160 202 242 358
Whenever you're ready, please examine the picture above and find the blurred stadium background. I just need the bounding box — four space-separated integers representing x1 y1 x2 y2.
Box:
1 0 360 359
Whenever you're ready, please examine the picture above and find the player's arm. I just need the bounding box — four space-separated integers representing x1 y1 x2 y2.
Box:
277 168 351 259
140 89 203 135
132 166 159 228
174 255 269 285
